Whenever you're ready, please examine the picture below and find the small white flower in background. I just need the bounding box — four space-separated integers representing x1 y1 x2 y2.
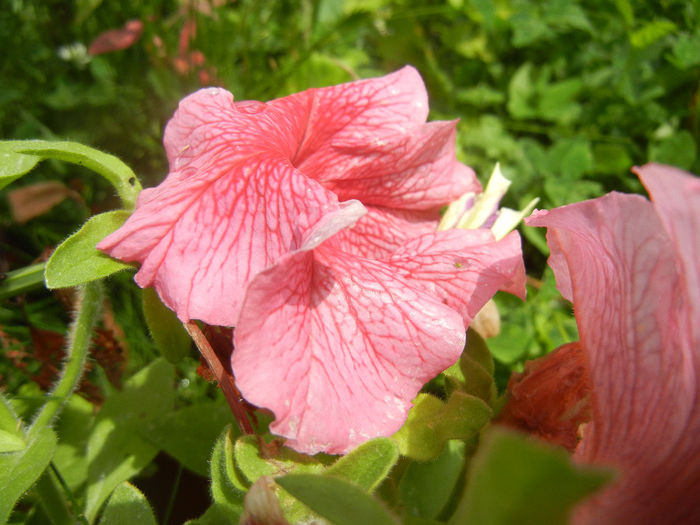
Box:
57 42 91 68
438 163 539 240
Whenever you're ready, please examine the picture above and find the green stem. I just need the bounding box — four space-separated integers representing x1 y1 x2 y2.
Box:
1 140 142 209
28 281 103 440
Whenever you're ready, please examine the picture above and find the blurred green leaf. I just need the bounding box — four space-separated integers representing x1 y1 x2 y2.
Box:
0 429 25 453
649 130 697 170
399 440 466 519
98 482 157 525
449 427 613 525
0 427 57 523
53 394 95 491
84 358 175 522
630 19 676 48
277 474 400 525
45 211 133 289
142 287 191 364
141 403 237 477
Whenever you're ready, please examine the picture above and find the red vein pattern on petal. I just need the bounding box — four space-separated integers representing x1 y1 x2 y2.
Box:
527 191 699 524
328 205 442 259
233 245 466 455
389 229 527 326
98 151 340 326
270 66 478 209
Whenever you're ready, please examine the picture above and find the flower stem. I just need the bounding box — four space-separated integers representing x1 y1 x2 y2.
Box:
184 321 255 435
28 281 103 440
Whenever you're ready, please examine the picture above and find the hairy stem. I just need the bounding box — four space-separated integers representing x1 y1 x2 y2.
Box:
28 281 103 440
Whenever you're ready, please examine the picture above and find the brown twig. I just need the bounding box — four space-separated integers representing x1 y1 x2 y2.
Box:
183 321 254 435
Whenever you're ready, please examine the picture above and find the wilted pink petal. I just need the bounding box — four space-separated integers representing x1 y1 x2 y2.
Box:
99 67 474 326
88 20 143 55
233 227 525 454
526 164 700 524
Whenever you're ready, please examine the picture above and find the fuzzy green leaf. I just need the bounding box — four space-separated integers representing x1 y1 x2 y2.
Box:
0 427 57 523
209 427 245 519
98 482 157 525
45 210 133 288
84 359 175 522
0 150 40 190
399 440 466 519
324 437 399 492
393 392 492 461
142 287 191 363
277 474 400 525
0 140 142 209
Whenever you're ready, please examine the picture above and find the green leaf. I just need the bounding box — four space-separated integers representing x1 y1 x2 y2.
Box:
277 474 400 525
142 287 192 363
399 440 466 519
45 210 133 288
630 19 676 48
393 391 492 461
0 263 46 299
234 435 330 484
0 150 40 191
84 359 175 522
649 130 697 170
324 437 399 492
98 482 157 525
449 428 613 525
53 394 95 491
0 429 26 453
0 140 142 209
141 403 237 477
209 427 245 519
0 427 57 523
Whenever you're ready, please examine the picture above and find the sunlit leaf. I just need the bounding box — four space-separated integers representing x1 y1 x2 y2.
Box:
98 482 157 525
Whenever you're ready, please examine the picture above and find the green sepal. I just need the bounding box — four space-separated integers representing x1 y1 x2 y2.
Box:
393 391 492 461
324 437 399 492
45 210 133 289
398 440 466 520
448 427 614 525
208 426 245 520
276 474 400 525
98 482 157 525
142 287 192 363
0 427 57 524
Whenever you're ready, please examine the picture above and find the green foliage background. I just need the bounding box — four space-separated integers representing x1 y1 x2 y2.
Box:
0 0 697 523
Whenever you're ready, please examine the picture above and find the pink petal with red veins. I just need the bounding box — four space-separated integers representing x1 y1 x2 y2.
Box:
233 224 525 454
330 205 442 259
389 230 527 325
233 246 466 455
98 88 341 325
526 175 700 524
269 66 479 209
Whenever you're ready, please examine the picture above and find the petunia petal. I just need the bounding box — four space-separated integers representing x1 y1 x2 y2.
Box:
233 245 466 455
269 66 479 209
526 185 700 524
389 229 527 325
99 90 342 325
329 205 442 259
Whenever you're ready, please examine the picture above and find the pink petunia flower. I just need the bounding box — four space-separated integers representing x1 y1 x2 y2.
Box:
99 67 526 453
526 163 700 524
